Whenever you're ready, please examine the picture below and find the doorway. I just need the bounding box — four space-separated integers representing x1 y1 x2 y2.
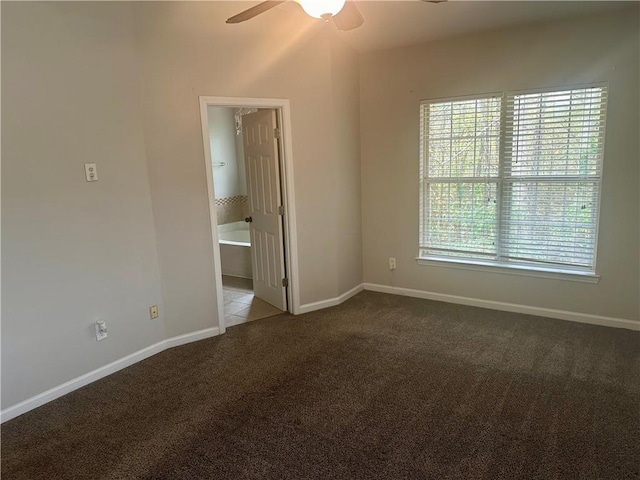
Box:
199 97 300 334
220 275 281 328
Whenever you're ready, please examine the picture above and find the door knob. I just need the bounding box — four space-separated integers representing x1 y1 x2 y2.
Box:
244 217 252 223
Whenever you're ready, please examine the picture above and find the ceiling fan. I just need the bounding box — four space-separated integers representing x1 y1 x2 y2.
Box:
227 0 446 32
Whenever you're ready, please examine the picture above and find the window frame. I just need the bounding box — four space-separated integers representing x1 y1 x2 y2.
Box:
417 83 607 282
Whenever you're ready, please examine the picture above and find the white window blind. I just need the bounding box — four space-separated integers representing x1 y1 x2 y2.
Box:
419 85 607 273
420 96 502 259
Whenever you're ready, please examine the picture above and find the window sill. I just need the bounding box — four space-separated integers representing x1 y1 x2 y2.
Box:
415 257 600 284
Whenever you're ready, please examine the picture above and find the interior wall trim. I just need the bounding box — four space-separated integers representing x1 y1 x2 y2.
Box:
363 283 639 331
298 283 364 314
7 280 634 423
1 327 220 424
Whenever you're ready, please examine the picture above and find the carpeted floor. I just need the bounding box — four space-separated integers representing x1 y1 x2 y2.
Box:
2 291 639 479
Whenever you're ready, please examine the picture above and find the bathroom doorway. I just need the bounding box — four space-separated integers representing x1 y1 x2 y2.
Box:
199 97 300 332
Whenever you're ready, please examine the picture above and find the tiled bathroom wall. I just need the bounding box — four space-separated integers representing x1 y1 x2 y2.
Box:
215 195 251 225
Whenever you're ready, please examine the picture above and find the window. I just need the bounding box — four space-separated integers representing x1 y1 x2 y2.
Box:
419 85 607 275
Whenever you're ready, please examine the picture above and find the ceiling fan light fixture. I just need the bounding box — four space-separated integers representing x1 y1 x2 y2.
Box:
297 0 346 19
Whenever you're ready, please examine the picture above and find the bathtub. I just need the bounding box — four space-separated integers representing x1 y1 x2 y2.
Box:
218 221 252 278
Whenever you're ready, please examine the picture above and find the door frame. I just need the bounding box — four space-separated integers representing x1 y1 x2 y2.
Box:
198 96 300 333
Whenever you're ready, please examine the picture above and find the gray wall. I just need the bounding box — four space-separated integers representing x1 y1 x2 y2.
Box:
2 1 363 409
360 7 639 321
330 36 363 294
133 2 363 336
1 3 166 408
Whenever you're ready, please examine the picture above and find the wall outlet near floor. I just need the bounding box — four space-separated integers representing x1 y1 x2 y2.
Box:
389 257 397 270
95 320 108 341
149 305 159 319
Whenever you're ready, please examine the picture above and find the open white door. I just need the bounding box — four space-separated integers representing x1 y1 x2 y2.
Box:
242 109 287 311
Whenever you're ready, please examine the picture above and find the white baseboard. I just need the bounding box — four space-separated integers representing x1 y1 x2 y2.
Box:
221 271 253 280
164 327 220 349
6 283 633 424
363 283 639 331
1 327 220 424
298 283 364 315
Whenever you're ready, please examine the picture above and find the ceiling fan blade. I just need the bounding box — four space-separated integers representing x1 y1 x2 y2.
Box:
226 1 286 24
332 1 364 31
422 0 447 3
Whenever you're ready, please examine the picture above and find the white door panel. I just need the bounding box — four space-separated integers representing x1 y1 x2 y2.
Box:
243 110 286 311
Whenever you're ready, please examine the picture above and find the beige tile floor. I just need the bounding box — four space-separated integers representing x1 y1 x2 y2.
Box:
222 275 283 327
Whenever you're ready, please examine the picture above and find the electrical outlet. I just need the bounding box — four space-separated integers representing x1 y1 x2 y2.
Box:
95 320 108 341
150 305 159 319
389 257 397 270
84 163 98 182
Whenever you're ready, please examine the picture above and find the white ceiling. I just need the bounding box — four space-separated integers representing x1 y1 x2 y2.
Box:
336 1 635 52
223 1 636 53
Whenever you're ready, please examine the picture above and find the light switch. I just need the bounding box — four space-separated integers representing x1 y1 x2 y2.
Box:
84 163 98 182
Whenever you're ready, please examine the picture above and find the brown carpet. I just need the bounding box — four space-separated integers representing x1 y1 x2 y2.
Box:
2 291 639 479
